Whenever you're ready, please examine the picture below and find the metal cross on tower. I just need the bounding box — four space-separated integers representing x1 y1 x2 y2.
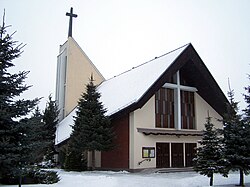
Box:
66 7 77 37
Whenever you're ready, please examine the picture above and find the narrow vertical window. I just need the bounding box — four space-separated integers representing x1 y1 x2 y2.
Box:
155 88 174 128
181 91 195 129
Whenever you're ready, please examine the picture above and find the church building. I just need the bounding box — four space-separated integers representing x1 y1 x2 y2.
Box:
55 8 228 171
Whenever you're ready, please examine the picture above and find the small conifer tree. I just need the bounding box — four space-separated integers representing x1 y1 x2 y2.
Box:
239 75 250 186
193 115 224 186
21 107 48 163
222 88 250 186
243 75 250 123
43 94 59 161
64 145 87 171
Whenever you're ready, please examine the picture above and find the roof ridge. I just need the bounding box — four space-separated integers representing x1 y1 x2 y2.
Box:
152 43 190 61
98 43 190 87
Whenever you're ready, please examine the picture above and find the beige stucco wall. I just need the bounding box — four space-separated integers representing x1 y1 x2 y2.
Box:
129 92 223 170
195 93 223 130
64 37 105 117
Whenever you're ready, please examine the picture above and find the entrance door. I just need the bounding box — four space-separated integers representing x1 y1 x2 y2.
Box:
171 143 184 167
185 143 197 167
156 143 170 168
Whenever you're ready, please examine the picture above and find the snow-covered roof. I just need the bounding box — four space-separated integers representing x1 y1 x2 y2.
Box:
98 44 188 116
55 44 189 145
56 107 77 144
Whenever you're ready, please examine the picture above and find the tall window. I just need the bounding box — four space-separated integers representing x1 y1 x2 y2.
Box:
181 91 195 129
155 72 196 129
155 88 175 128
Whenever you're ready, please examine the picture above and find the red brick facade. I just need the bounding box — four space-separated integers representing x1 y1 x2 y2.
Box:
101 114 129 169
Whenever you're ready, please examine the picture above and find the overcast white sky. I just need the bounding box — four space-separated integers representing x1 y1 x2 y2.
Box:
1 0 249 111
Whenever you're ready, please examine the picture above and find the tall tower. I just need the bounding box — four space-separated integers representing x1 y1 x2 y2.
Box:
55 8 105 122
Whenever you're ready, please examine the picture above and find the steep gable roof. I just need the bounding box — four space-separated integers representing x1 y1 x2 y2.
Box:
102 43 228 119
99 43 189 116
55 43 228 145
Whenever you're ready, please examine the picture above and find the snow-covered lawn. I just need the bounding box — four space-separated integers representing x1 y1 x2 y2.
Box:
1 169 250 187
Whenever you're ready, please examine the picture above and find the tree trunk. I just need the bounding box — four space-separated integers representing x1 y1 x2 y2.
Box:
18 175 22 187
239 168 244 186
210 173 213 186
91 150 95 170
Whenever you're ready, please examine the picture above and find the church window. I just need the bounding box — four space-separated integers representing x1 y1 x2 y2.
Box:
155 71 196 129
155 88 175 128
181 91 195 129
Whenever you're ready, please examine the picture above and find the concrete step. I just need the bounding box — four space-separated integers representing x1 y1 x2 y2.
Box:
156 167 194 173
139 167 193 174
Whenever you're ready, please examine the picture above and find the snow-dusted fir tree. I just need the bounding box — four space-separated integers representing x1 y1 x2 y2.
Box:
64 143 87 171
0 15 39 183
193 115 224 186
65 76 114 170
222 88 250 186
43 94 59 161
240 75 250 185
21 107 48 163
243 75 250 124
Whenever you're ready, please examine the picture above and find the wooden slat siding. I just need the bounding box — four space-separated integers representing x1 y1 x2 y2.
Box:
190 93 195 129
155 90 160 127
181 91 195 129
169 89 174 128
155 89 161 128
155 88 175 128
101 114 129 169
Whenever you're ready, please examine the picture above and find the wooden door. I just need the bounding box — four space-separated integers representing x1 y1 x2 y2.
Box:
171 143 184 167
156 143 170 168
185 143 197 167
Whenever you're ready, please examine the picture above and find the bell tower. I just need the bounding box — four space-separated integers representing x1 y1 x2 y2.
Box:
55 8 105 121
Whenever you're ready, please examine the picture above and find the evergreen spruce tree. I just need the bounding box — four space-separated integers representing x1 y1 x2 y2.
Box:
43 94 59 161
0 14 39 183
243 75 250 123
222 89 250 186
64 144 87 171
65 76 114 170
193 115 224 186
64 117 87 171
241 75 250 185
23 107 48 163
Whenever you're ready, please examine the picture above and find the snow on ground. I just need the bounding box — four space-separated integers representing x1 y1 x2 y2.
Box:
1 169 250 187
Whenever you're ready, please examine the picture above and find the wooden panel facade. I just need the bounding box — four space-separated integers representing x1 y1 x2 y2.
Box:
101 114 129 169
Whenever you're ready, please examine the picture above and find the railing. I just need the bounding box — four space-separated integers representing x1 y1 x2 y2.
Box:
138 158 151 165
